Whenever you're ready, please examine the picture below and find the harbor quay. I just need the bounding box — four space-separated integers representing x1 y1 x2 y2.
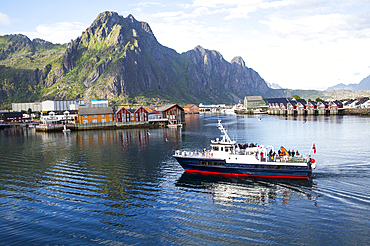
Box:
35 119 170 132
267 108 370 116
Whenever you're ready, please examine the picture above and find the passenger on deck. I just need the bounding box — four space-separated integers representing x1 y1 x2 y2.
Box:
296 150 300 156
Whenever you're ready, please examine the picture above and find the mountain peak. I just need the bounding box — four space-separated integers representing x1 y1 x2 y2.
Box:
127 14 137 23
231 56 245 67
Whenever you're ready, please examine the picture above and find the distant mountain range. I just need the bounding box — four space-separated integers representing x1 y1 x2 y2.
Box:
326 75 370 91
1 11 368 108
0 11 292 107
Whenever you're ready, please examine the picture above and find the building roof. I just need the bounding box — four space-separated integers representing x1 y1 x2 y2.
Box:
343 100 354 105
184 104 199 109
288 101 297 106
331 100 343 105
79 107 113 115
355 99 368 105
143 106 155 113
2 112 23 118
91 99 108 102
245 95 263 101
264 98 288 105
116 106 129 113
156 104 183 112
296 99 307 105
319 101 329 106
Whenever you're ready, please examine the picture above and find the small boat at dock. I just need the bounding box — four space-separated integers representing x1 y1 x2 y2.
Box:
168 123 182 128
173 120 316 180
253 109 268 114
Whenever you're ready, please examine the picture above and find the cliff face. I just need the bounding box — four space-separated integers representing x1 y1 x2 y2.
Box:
0 11 276 106
184 46 271 102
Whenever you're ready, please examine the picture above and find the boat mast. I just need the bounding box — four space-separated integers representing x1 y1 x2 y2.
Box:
217 120 233 143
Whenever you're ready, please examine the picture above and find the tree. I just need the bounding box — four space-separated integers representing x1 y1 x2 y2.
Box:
315 97 323 102
292 95 301 100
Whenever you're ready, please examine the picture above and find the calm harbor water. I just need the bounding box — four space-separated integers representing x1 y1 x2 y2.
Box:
1 114 370 245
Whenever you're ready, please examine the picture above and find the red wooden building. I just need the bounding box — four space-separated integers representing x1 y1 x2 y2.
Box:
115 106 149 122
115 106 131 122
134 106 149 122
2 112 24 123
156 104 185 123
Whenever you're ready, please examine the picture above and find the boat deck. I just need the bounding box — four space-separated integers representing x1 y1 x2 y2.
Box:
174 150 308 164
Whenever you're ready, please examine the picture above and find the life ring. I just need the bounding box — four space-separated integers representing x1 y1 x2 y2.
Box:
206 152 210 157
310 158 316 169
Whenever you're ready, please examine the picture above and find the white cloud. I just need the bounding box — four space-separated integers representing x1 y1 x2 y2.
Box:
146 1 370 89
136 2 160 8
259 0 295 9
0 12 11 26
193 0 262 8
23 22 86 44
261 12 370 43
151 11 184 19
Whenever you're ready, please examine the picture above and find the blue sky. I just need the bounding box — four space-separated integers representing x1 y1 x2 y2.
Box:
1 0 370 90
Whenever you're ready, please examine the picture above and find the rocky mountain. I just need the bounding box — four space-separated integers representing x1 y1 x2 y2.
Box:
326 75 370 91
0 11 282 107
267 82 282 89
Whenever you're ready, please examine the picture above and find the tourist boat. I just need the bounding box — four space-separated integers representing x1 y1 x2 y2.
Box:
173 120 316 180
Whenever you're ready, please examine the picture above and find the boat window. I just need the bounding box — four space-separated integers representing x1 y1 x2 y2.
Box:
212 161 218 166
275 166 282 169
260 165 266 169
253 165 259 169
221 147 224 151
219 162 224 166
206 161 211 165
212 146 219 151
200 161 205 165
225 147 229 152
267 165 274 169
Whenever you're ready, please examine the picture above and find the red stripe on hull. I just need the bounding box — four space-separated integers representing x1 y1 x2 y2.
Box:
184 169 311 180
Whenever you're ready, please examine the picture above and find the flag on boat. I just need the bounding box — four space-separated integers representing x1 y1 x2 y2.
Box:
280 146 290 156
312 142 316 154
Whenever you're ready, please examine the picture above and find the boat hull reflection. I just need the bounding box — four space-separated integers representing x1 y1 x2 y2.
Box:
176 172 315 206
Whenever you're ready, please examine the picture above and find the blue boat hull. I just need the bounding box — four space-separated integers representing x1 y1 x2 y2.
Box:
174 156 313 180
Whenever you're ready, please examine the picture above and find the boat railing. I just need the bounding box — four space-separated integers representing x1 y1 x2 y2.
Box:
275 155 310 163
174 149 208 157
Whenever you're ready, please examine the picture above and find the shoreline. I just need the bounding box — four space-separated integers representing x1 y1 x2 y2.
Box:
343 108 370 115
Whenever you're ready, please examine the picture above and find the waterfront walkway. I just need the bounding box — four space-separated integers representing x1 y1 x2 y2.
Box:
36 119 169 132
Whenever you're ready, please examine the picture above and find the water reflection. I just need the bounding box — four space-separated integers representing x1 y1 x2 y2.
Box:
73 128 182 151
1 127 36 137
176 173 318 207
270 115 345 124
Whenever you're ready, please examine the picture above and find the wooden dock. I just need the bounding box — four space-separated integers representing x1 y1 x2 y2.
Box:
35 119 171 132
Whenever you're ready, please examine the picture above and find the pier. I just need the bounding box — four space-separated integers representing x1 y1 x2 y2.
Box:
36 119 170 132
